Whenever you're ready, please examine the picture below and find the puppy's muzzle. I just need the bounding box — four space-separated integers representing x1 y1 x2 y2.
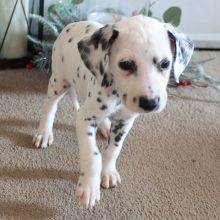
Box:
139 96 160 112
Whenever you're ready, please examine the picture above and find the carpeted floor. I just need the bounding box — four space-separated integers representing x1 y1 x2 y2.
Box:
0 51 219 220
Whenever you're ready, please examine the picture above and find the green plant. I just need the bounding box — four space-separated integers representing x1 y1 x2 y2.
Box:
140 0 182 26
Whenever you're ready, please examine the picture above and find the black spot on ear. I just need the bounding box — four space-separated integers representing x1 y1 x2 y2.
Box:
106 29 119 49
77 41 94 75
90 29 103 49
89 25 119 50
101 73 113 87
66 28 70 33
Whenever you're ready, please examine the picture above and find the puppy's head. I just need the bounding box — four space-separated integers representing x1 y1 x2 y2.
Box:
78 15 194 113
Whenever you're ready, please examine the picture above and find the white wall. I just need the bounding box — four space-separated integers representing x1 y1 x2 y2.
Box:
45 0 220 48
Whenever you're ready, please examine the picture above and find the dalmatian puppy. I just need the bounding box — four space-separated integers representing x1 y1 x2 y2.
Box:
32 15 193 208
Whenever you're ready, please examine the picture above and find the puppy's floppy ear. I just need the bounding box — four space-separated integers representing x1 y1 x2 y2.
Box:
77 24 119 87
166 23 194 82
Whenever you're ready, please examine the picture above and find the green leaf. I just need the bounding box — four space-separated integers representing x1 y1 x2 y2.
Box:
48 4 57 15
71 0 84 4
140 7 147 16
163 7 181 26
148 10 152 17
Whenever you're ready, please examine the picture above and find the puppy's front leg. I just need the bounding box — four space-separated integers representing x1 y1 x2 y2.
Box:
101 108 138 189
75 106 102 208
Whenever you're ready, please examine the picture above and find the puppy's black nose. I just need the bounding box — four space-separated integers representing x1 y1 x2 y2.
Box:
139 96 160 111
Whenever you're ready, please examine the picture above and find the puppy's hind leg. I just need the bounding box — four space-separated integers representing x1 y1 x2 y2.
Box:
33 75 69 148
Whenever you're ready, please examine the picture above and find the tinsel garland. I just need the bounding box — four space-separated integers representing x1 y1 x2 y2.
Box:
28 2 220 92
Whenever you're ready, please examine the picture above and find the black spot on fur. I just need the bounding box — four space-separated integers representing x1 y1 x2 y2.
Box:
115 143 119 147
83 74 86 80
80 172 84 176
112 90 117 95
94 152 99 155
115 132 124 142
133 97 137 103
99 62 104 76
90 123 97 128
100 105 107 110
92 116 96 119
78 182 82 186
73 79 76 84
54 91 58 95
63 85 67 89
88 91 91 97
98 91 102 95
84 117 92 121
54 78 57 82
112 120 125 134
66 28 70 33
87 132 93 136
61 56 64 62
68 38 73 43
97 97 102 103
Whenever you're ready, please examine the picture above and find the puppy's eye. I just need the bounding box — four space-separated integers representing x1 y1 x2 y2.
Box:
160 58 170 70
118 60 136 72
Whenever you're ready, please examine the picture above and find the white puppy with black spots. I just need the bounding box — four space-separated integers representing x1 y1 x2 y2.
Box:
33 15 194 208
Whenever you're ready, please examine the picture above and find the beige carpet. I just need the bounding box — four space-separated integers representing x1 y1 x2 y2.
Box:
0 51 220 220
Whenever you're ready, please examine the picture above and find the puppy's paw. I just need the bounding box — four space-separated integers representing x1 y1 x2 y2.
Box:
98 118 111 139
101 167 121 189
32 131 53 148
75 175 101 208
